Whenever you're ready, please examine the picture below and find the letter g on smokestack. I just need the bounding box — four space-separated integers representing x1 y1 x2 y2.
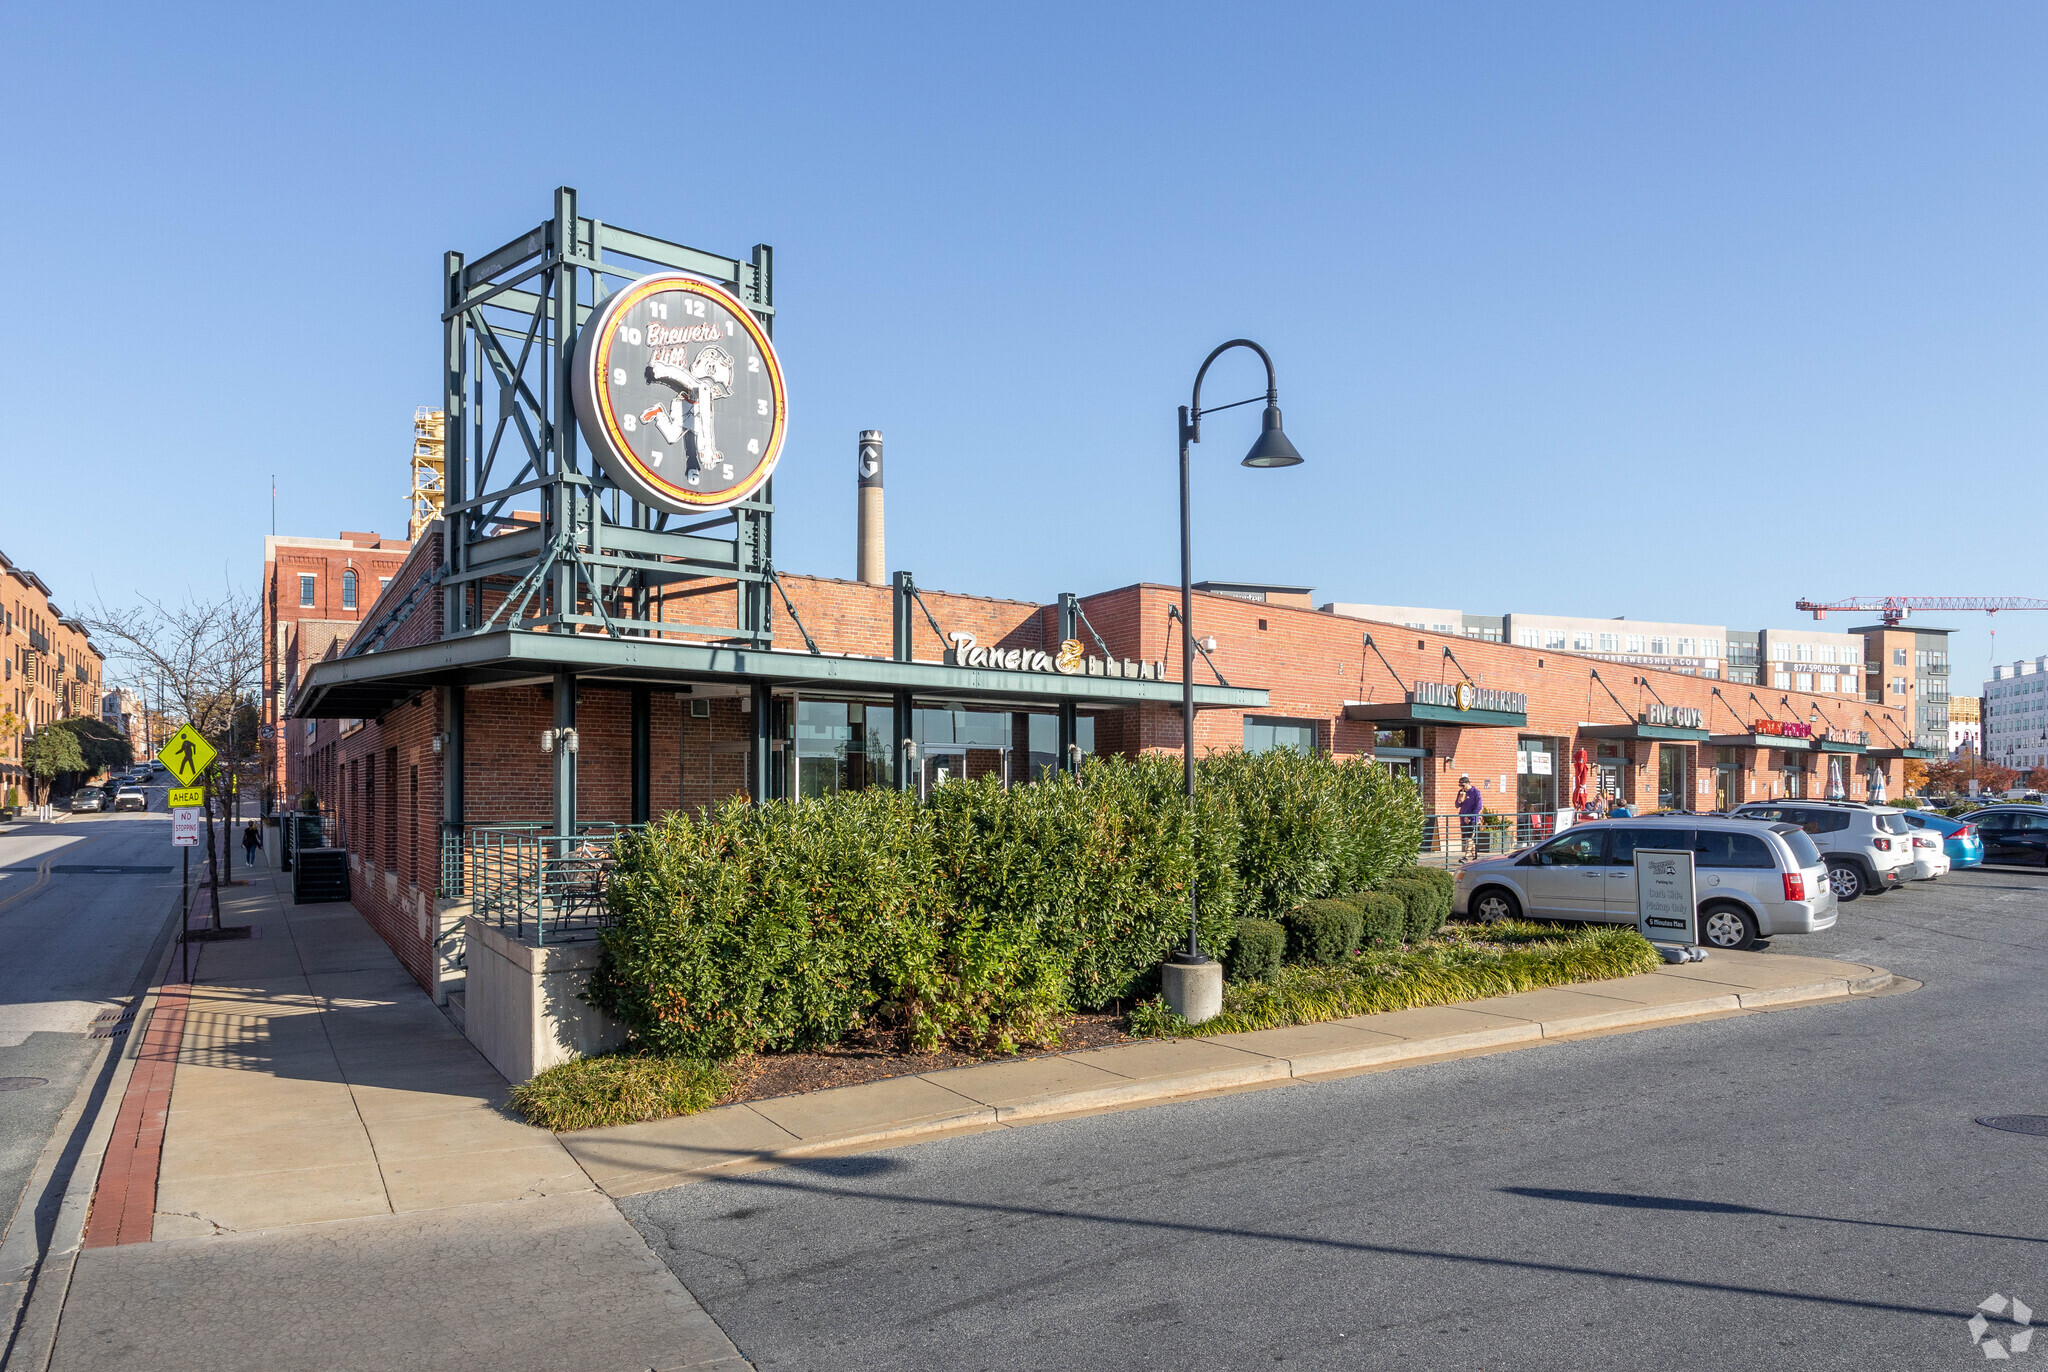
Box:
857 430 885 584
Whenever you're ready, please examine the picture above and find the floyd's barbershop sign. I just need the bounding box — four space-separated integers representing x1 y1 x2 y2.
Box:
1752 719 1814 739
1639 703 1703 730
1411 680 1527 713
946 632 1164 680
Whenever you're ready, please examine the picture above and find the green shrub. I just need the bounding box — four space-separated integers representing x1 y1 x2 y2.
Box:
589 749 1423 1061
1380 876 1450 942
1351 891 1409 948
508 1052 732 1131
1201 749 1421 918
1390 865 1455 904
1283 898 1363 966
1225 918 1286 983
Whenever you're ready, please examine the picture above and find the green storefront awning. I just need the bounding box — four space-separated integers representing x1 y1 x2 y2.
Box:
1343 701 1527 729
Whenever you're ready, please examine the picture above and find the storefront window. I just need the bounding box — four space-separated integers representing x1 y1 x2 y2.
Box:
1516 736 1556 812
793 700 892 797
1244 717 1318 754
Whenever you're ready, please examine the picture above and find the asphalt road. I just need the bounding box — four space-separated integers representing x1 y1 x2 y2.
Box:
0 792 185 1265
626 864 2048 1371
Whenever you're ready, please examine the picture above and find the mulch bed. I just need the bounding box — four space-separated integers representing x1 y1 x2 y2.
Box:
719 1011 1140 1107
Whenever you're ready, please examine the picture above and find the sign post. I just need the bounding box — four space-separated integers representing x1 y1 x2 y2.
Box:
1632 847 1704 961
160 727 218 972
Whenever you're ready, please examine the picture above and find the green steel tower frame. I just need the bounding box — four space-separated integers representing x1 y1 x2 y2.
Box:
438 186 778 647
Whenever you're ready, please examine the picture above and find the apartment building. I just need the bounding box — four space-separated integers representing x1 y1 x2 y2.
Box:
1 549 106 800
1948 695 1980 758
262 531 412 809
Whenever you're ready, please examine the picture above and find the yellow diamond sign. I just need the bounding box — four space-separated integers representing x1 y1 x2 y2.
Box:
156 725 216 787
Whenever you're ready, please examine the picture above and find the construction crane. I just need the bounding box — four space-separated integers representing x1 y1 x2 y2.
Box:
407 407 446 540
1795 596 2048 627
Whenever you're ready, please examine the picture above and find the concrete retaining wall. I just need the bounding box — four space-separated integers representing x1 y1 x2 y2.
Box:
462 916 628 1084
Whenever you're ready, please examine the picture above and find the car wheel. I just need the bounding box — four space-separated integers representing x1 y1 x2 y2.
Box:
1471 886 1521 923
1699 902 1758 951
1827 862 1863 902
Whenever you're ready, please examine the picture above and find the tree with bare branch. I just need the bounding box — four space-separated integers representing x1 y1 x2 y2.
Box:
84 591 263 923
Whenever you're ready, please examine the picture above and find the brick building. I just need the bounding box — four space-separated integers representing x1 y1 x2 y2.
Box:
261 531 412 811
287 522 1916 998
1 548 106 801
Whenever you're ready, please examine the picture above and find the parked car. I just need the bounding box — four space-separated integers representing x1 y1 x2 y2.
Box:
1729 800 1914 902
69 788 105 813
1453 815 1835 951
1898 810 1983 869
111 787 147 812
1960 806 2048 866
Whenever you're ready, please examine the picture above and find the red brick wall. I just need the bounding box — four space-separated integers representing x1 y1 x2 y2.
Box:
333 689 442 991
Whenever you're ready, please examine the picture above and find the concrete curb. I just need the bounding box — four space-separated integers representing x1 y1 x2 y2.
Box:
560 953 1898 1199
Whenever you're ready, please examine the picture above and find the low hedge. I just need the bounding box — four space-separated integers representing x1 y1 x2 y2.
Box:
1380 877 1448 942
1283 898 1363 966
1351 891 1409 949
1225 918 1286 983
589 750 1421 1059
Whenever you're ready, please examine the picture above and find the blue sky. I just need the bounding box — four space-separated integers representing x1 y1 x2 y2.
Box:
3 2 2044 688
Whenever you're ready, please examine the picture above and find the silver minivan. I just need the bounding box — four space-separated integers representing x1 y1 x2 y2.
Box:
1453 815 1836 950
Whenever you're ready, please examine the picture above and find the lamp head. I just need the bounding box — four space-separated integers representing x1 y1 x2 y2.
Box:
1240 404 1303 468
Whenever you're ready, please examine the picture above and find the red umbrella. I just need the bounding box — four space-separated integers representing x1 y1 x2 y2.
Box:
1571 747 1590 813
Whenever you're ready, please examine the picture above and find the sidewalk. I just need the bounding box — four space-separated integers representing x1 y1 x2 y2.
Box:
37 862 747 1372
561 949 1897 1198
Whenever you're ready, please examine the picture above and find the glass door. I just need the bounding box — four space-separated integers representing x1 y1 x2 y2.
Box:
1715 766 1739 812
1657 747 1687 812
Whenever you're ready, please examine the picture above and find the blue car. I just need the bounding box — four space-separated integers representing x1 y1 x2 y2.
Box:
1899 810 1984 869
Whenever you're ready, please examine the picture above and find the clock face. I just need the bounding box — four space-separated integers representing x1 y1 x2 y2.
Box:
570 272 787 513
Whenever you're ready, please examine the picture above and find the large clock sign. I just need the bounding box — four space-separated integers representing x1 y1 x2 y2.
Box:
570 272 788 513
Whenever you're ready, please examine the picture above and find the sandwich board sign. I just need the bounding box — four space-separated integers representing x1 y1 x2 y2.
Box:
171 807 201 848
156 725 216 788
1632 847 1698 945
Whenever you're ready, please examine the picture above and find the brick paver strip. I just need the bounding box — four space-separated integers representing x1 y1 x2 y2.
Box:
81 975 195 1249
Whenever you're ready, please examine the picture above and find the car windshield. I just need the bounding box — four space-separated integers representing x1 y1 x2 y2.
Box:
1774 826 1823 868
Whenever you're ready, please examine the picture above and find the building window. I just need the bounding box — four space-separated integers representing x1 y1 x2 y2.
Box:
1625 634 1646 653
1544 630 1566 649
341 570 358 611
1817 674 1835 694
1243 717 1319 755
1572 631 1593 651
1598 633 1619 652
1795 672 1813 692
1894 648 1907 666
299 573 316 608
1893 677 1907 695
1649 636 1669 654
1515 629 1539 648
1676 637 1695 656
1773 671 1792 689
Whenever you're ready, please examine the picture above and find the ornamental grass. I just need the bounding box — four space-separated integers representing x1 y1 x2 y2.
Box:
508 1052 732 1132
1129 920 1664 1038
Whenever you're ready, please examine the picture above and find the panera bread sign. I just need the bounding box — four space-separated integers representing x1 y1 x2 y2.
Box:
945 632 1163 680
1639 704 1703 729
1411 681 1527 713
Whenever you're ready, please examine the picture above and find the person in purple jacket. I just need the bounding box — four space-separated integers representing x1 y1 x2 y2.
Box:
1456 775 1483 854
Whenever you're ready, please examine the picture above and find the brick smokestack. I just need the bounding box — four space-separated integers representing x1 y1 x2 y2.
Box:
857 430 885 585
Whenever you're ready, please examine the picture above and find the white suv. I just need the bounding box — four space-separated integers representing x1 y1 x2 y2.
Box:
1729 801 1914 902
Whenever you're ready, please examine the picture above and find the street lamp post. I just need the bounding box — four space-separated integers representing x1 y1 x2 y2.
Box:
1164 340 1302 1020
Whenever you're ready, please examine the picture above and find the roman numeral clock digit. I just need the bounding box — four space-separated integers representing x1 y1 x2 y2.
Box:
571 272 784 515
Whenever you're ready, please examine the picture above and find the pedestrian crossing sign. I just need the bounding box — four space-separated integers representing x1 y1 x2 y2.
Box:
168 787 204 809
156 725 216 787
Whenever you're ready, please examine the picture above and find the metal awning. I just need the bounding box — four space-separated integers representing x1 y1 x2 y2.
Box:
1579 723 1711 743
292 629 1269 720
1343 702 1526 729
1707 733 1813 751
1817 739 1868 754
1866 746 1938 760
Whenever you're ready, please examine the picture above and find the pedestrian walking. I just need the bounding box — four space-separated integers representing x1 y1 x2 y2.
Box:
1456 775 1483 856
242 820 262 866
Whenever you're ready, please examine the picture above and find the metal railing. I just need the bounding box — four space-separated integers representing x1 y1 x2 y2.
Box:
441 821 645 944
280 811 343 870
1416 810 1572 869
